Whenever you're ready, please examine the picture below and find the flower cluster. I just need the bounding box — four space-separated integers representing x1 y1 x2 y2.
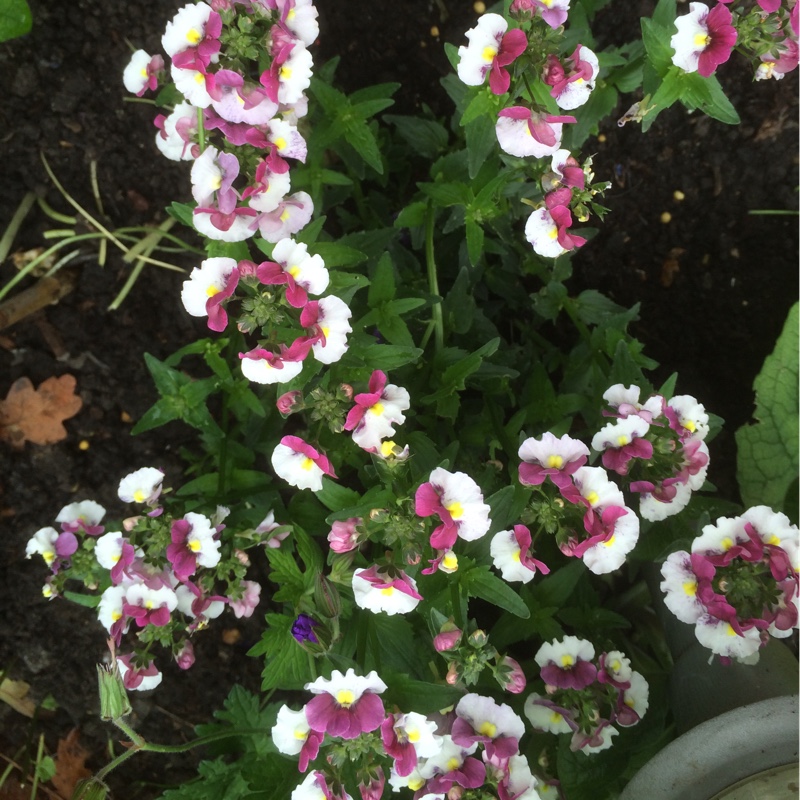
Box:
591 384 710 522
25 467 276 690
660 506 799 662
671 1 798 81
124 2 353 393
274 673 547 800
524 636 649 753
456 8 610 259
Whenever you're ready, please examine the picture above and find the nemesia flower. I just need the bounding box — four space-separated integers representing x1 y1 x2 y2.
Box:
518 432 589 489
276 44 314 104
670 2 737 78
95 530 135 584
243 160 292 213
577 504 640 575
291 613 320 643
272 705 324 771
301 296 353 365
530 0 571 29
525 205 584 259
154 102 198 161
571 721 618 753
181 256 240 331
456 14 528 95
123 579 178 627
597 650 633 688
417 734 485 794
617 671 649 726
495 107 576 159
239 341 308 385
56 500 106 536
755 38 800 80
97 584 129 641
666 394 709 440
123 50 164 96
452 693 526 761
271 435 337 491
175 640 195 670
501 754 544 800
267 118 308 162
228 580 261 618
162 3 214 56
602 384 664 423
591 415 653 475
327 517 362 553
170 60 214 107
257 237 329 308
210 69 278 125
175 581 226 624
166 512 221 581
549 149 585 191
304 668 387 739
254 191 315 242
291 771 353 800
381 712 443 777
543 45 599 110
25 526 77 568
276 0 320 46
570 465 625 510
343 370 410 452
415 467 491 551
117 654 162 691
490 524 550 583
523 692 574 734
118 467 164 505
352 565 423 615
535 636 597 689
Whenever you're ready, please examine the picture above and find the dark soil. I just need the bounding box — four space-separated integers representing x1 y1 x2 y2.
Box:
0 0 796 797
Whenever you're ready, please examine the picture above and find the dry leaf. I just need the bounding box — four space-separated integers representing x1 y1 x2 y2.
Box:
0 375 82 448
51 729 91 797
0 677 36 718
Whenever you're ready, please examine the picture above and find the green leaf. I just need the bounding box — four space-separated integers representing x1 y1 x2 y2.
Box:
464 113 497 179
384 115 449 159
0 0 31 42
166 201 196 228
343 120 383 174
419 182 473 208
736 302 799 516
64 591 100 608
249 614 313 691
316 477 361 512
422 339 500 405
368 252 396 307
360 344 423 370
462 565 530 618
681 73 740 124
465 217 484 265
160 759 253 799
383 675 462 715
312 242 367 268
641 16 675 76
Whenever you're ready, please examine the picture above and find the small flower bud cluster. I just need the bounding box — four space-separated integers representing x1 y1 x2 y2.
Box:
456 7 610 259
25 467 271 691
524 636 649 754
660 506 799 663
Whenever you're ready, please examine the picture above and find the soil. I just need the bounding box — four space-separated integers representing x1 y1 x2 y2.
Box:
0 0 797 798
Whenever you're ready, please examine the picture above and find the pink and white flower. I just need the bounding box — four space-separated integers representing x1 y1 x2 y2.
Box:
56 500 106 536
254 191 315 242
495 107 575 159
530 0 571 29
591 415 653 475
117 654 162 691
352 565 423 615
95 530 135 584
181 256 240 331
301 296 353 365
239 340 309 385
25 526 78 568
381 712 443 777
271 435 336 491
257 238 329 308
535 636 597 689
415 467 491 551
518 432 589 489
523 692 574 734
343 370 410 452
123 579 178 628
154 102 198 161
452 693 526 761
490 524 550 583
327 517 362 553
161 2 215 57
602 384 664 423
670 2 737 78
272 705 323 771
118 467 164 505
123 50 164 96
456 14 528 95
543 45 599 110
304 668 387 739
228 580 261 618
166 512 221 581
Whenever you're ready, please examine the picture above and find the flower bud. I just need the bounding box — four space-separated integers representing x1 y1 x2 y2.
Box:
97 662 131 721
339 383 354 401
122 516 141 532
446 662 461 685
236 259 258 279
495 655 526 694
434 622 463 653
277 390 303 415
468 628 488 648
314 574 342 619
327 517 362 553
71 778 110 800
234 548 250 566
175 640 195 671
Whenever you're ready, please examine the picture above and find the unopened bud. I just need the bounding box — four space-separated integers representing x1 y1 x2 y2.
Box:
339 383 354 401
434 626 463 653
277 390 303 415
122 516 141 532
236 258 258 279
495 655 526 694
234 548 250 566
97 662 132 721
446 662 461 685
314 574 342 619
71 778 110 800
468 628 488 648
175 640 195 671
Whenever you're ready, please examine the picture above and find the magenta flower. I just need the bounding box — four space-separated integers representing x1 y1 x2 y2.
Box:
518 432 589 489
304 669 387 739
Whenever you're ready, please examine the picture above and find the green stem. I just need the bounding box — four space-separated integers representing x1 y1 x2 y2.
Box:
450 579 464 630
0 192 36 264
197 107 206 153
424 201 444 353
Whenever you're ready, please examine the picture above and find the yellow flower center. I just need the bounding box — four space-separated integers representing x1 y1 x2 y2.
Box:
546 454 564 469
380 586 395 596
585 491 599 506
550 711 563 723
288 265 301 279
408 778 425 792
616 434 630 446
43 550 55 565
336 689 355 708
512 550 521 562
274 136 287 151
294 729 308 741
188 538 202 553
446 501 464 520
721 537 734 551
442 552 459 571
694 32 711 48
446 757 461 772
683 580 697 596
482 45 498 63
133 489 147 502
380 440 396 457
407 727 421 743
478 721 497 738
370 402 385 416
301 457 315 471
280 65 292 80
561 654 574 667
187 27 202 44
112 610 122 622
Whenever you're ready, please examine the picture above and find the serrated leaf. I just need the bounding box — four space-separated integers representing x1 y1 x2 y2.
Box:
384 114 449 159
343 120 383 174
312 242 367 268
249 614 312 691
736 302 799 515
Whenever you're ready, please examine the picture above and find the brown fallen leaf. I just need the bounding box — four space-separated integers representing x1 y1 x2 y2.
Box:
51 729 92 798
0 375 83 448
0 676 36 718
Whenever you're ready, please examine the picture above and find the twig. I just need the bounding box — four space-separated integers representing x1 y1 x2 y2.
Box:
0 193 36 265
0 267 79 331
